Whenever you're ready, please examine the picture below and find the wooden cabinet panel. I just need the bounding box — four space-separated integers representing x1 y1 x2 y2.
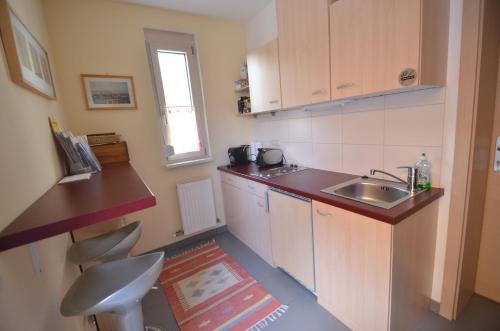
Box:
277 0 331 108
269 190 314 291
247 39 282 113
313 201 392 331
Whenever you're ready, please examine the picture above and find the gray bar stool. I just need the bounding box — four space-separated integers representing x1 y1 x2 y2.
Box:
61 252 165 331
68 221 143 264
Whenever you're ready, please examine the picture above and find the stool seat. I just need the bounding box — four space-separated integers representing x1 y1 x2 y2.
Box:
68 221 143 264
60 252 164 318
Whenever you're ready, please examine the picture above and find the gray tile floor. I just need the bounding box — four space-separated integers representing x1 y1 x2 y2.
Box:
142 231 500 331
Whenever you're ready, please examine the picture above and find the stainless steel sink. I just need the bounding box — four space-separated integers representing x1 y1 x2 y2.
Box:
321 177 423 209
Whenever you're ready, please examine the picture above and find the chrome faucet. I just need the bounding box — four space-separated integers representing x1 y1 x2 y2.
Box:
370 166 419 193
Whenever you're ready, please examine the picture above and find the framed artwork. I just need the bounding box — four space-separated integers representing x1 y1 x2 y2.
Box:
81 74 138 110
0 0 56 99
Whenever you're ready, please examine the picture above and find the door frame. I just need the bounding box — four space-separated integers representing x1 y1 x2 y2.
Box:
439 0 500 320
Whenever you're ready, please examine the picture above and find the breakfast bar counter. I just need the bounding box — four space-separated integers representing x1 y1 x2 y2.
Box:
218 163 444 225
0 162 156 252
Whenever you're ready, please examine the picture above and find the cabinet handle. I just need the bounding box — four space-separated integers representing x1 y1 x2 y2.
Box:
247 184 255 190
336 82 355 90
269 100 279 104
311 89 326 96
257 202 265 208
316 209 332 217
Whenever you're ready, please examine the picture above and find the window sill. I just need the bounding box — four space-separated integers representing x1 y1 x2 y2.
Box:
165 157 213 169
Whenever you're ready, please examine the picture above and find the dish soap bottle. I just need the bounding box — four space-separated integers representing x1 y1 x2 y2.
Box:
416 153 432 189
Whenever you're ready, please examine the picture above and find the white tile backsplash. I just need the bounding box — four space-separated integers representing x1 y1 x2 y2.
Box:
288 117 312 142
285 142 313 167
312 143 342 172
251 88 445 185
343 144 384 176
312 113 342 143
342 109 385 145
385 104 444 147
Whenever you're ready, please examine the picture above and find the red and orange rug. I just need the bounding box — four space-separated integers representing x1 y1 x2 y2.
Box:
160 241 288 331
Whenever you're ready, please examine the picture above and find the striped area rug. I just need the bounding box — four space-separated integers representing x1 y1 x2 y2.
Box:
160 241 288 331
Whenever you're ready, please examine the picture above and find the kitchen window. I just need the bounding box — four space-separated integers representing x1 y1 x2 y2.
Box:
145 29 211 167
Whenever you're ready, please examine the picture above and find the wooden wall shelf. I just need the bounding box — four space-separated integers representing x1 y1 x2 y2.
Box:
0 162 156 252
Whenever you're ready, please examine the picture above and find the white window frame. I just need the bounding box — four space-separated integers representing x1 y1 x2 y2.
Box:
145 29 212 168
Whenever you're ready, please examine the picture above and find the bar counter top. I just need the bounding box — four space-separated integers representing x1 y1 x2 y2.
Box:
0 162 156 252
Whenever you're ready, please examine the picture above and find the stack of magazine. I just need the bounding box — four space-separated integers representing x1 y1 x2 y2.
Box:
50 118 101 175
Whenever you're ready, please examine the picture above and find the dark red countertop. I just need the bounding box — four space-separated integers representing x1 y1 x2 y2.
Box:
0 162 156 252
218 164 444 225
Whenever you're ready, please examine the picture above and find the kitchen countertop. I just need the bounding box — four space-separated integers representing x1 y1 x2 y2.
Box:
218 163 444 225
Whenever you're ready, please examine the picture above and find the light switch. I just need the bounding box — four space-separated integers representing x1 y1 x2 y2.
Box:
494 136 500 173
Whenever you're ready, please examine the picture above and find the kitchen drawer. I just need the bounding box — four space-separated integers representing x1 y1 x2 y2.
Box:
220 172 243 189
242 179 268 198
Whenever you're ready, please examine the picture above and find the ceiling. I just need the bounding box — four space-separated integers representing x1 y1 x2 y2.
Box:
117 0 272 22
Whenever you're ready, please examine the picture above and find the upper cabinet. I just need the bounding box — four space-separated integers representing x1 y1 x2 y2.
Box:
247 39 282 113
246 0 449 113
330 0 449 99
276 0 331 108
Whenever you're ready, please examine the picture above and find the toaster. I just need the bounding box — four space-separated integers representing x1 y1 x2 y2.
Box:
256 148 284 167
228 145 250 167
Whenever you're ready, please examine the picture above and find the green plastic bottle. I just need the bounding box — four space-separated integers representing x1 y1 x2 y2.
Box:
416 153 432 190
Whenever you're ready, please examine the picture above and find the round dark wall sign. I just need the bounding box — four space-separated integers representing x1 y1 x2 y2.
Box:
399 68 417 86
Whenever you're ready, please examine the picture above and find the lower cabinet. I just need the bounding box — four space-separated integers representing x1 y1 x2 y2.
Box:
313 200 439 331
268 189 315 291
221 175 274 266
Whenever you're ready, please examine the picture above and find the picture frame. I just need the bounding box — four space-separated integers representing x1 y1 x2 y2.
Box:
0 0 56 99
81 74 138 110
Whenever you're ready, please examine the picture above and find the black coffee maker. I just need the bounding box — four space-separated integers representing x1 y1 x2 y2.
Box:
228 145 250 167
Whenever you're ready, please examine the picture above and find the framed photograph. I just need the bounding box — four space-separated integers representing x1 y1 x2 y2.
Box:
0 0 56 99
81 74 138 110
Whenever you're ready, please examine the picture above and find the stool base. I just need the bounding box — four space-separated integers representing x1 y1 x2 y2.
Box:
113 302 143 331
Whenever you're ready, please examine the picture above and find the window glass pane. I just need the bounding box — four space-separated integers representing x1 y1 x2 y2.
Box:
157 50 201 155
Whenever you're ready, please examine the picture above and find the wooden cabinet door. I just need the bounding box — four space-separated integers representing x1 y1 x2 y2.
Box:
268 190 314 291
363 0 421 93
330 0 365 99
247 39 282 113
313 201 392 331
330 0 422 99
249 193 274 266
277 0 331 108
221 182 245 240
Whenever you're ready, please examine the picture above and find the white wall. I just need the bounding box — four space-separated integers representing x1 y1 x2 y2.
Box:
245 0 277 51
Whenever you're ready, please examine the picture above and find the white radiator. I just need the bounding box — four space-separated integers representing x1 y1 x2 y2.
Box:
176 178 217 235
